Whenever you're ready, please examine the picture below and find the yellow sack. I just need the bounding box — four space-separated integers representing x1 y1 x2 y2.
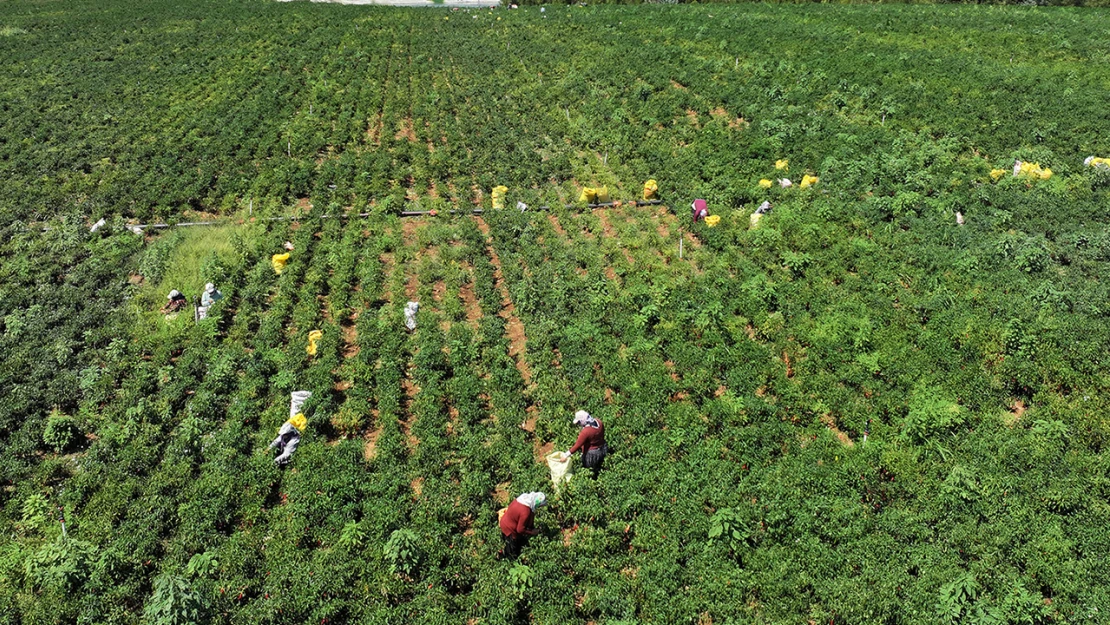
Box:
800 175 819 189
750 212 763 229
1014 161 1052 180
705 215 721 228
758 179 773 189
989 169 1007 182
578 187 597 204
271 253 290 275
491 186 508 210
288 413 308 432
306 329 323 356
775 159 789 171
596 186 610 203
642 179 658 200
1086 156 1110 170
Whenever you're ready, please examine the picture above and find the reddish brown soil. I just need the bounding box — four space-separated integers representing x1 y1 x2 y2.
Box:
395 117 417 142
821 414 854 447
364 426 381 461
474 216 532 386
548 214 568 237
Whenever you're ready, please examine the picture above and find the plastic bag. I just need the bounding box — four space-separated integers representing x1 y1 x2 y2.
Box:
705 215 720 228
799 174 819 189
288 413 307 432
290 391 312 418
404 301 419 331
750 212 763 229
1085 156 1110 170
595 186 610 203
306 330 322 356
778 178 792 188
758 179 773 189
775 159 789 171
491 186 508 209
956 211 965 226
271 253 290 275
642 179 658 200
989 168 1007 182
546 451 573 493
579 187 597 204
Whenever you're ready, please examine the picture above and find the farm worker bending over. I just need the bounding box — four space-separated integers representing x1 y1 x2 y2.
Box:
161 290 188 314
559 410 607 477
270 413 307 466
499 491 547 559
691 199 708 223
200 283 222 307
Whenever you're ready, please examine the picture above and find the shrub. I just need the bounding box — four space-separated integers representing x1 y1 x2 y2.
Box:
23 537 96 592
902 386 967 445
508 563 535 600
144 574 207 625
383 529 420 576
42 410 82 453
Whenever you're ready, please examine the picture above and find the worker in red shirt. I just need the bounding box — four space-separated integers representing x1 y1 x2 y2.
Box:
559 410 607 478
498 491 547 559
691 199 708 222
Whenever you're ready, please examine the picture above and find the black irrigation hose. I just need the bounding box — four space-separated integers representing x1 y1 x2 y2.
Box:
400 199 665 216
122 199 668 229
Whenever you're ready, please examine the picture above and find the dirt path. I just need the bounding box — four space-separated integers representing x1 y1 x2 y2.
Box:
458 262 483 330
596 210 617 238
379 253 396 302
821 414 854 447
548 214 568 238
363 424 382 461
341 312 359 358
401 375 421 449
474 217 533 386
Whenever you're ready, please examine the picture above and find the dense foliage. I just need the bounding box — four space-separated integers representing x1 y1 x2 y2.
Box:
2 0 1110 623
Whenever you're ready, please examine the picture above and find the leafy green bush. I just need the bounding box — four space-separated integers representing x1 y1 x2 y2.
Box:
383 529 420 577
708 507 752 557
902 386 967 445
23 537 96 592
42 410 82 453
144 574 207 625
508 563 535 600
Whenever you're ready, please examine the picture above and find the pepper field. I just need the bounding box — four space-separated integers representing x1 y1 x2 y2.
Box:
2 0 1110 623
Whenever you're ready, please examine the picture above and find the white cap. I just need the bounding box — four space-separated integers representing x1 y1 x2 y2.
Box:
167 290 181 299
573 410 591 425
205 283 215 293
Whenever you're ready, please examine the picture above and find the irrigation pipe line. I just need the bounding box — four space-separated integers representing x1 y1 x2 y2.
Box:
122 199 667 231
401 198 665 217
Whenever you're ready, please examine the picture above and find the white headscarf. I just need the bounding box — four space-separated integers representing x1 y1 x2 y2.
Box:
515 492 547 511
573 410 599 428
167 290 181 299
205 283 215 293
